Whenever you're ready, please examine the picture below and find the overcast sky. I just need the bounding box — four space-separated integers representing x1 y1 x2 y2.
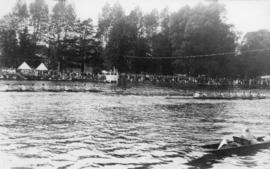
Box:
0 0 269 35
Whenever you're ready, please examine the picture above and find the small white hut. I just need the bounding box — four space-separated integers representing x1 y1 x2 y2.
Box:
36 63 48 71
17 62 32 74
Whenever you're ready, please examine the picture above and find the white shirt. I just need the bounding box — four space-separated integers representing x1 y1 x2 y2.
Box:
243 131 254 141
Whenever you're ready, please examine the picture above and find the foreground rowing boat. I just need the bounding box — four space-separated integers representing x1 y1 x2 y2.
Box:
202 139 270 155
186 137 270 168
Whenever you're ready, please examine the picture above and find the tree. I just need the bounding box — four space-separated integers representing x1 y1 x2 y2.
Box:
0 0 30 68
239 30 270 77
169 6 191 58
97 2 125 46
128 7 144 38
75 18 102 72
170 3 237 77
97 3 113 45
12 0 29 32
29 0 49 43
28 0 50 66
0 29 18 67
152 33 172 74
143 9 159 38
105 17 133 72
99 3 131 72
18 27 36 66
127 7 150 73
50 1 76 40
151 8 172 74
49 0 77 71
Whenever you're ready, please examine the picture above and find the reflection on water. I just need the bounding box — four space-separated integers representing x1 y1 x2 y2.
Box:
0 92 270 169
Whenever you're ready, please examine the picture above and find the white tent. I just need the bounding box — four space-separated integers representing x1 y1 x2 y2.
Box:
18 62 31 70
36 63 48 71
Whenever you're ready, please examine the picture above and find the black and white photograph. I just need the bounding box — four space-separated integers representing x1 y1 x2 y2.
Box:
0 0 270 168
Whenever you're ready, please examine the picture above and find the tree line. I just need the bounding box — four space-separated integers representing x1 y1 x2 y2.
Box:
0 0 270 78
0 0 102 73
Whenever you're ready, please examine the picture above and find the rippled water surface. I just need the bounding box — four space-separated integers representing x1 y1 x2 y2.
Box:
0 91 270 169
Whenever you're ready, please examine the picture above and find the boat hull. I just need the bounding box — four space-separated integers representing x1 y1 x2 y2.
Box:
204 141 270 155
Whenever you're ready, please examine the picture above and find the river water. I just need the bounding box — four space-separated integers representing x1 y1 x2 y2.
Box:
0 90 270 169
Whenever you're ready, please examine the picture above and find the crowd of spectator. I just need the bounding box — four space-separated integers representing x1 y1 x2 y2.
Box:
1 67 270 88
0 69 104 82
118 73 270 88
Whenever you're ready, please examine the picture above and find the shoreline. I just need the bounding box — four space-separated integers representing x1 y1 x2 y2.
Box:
0 80 191 96
0 80 269 97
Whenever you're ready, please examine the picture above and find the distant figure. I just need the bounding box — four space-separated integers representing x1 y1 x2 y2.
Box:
241 128 258 144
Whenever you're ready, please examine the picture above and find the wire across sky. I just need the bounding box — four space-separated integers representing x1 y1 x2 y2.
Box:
124 48 270 60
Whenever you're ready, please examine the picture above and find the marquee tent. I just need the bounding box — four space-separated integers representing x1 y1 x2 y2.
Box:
36 63 48 71
18 62 31 70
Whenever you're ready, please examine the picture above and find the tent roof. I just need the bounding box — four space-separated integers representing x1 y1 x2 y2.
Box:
36 63 48 71
18 62 31 70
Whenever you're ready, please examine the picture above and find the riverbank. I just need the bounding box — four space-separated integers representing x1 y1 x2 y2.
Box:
0 80 189 96
1 80 269 97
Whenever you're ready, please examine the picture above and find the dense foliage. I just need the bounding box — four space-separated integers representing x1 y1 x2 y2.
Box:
0 0 269 78
0 0 101 72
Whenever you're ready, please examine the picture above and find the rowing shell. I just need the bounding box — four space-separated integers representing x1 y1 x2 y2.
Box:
202 141 270 155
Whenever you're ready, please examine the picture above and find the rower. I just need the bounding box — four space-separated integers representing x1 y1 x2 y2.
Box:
218 128 258 150
241 128 258 144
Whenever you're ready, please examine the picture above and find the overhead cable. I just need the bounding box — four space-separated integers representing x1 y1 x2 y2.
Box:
124 48 270 60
